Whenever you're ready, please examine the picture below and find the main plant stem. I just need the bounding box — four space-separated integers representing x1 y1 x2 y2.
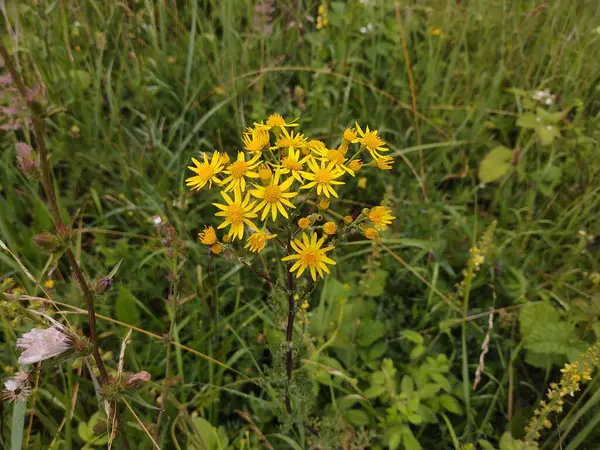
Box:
285 242 295 413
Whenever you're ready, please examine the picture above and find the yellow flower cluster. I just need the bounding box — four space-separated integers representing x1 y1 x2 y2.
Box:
524 341 600 444
186 114 396 281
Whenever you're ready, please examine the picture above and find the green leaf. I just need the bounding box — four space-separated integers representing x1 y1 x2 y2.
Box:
78 422 93 442
407 413 423 425
401 375 414 395
410 345 426 360
402 330 424 345
69 69 92 90
345 409 370 426
367 341 388 360
516 112 541 129
363 384 386 399
429 371 452 392
478 439 496 450
357 320 386 347
115 286 141 324
387 428 403 450
402 426 422 450
536 107 566 124
11 401 26 450
362 269 388 297
439 394 463 414
418 383 441 399
479 146 514 183
535 125 559 146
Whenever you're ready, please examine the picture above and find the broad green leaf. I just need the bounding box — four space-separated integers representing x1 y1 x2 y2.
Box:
363 384 386 399
418 383 441 399
387 428 403 450
402 330 424 345
536 107 566 124
367 341 388 360
11 401 26 450
401 375 414 395
357 320 386 347
535 125 559 146
402 426 422 450
345 409 370 426
439 394 463 414
516 112 540 129
115 285 141 324
479 146 514 183
410 344 426 360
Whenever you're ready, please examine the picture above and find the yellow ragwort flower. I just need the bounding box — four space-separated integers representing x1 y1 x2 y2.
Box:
343 127 358 143
222 234 232 243
210 243 223 254
221 151 261 193
255 113 299 130
318 198 330 210
199 226 218 246
271 128 307 151
364 227 379 240
323 221 337 235
242 128 270 154
282 232 336 281
356 122 389 158
376 156 394 170
249 169 297 221
279 147 310 183
258 164 272 183
244 231 277 253
213 189 258 240
220 152 231 166
298 217 310 229
348 159 363 172
186 152 224 190
301 159 345 198
343 215 353 224
314 145 355 176
368 206 396 231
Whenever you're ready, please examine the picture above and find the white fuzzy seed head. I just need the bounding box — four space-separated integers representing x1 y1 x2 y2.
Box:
16 327 72 366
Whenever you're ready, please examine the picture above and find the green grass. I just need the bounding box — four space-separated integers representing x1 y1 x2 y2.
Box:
1 0 600 449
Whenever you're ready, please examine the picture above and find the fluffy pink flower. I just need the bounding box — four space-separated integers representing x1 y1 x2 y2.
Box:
17 327 72 365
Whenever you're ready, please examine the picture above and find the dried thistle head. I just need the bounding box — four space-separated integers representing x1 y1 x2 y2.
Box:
2 371 31 402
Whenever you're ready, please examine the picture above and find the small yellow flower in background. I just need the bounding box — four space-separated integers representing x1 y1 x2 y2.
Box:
221 151 261 193
213 190 258 240
222 234 232 243
301 159 345 198
279 148 310 183
357 177 367 189
210 243 223 254
282 232 336 281
431 27 442 36
356 123 389 159
323 221 337 235
348 159 363 172
43 280 55 289
242 128 270 154
199 226 218 246
316 3 328 30
343 127 358 143
186 152 224 190
301 300 309 309
244 231 277 253
343 215 353 224
298 217 310 229
258 164 272 182
364 227 379 240
368 206 396 230
318 198 330 210
272 128 307 151
250 169 298 221
376 156 394 170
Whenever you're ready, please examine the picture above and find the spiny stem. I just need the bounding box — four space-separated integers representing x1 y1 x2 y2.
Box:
0 43 110 385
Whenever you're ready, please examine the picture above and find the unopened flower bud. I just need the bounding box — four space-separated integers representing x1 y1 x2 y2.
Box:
34 232 57 250
16 142 39 177
123 371 151 389
94 277 112 295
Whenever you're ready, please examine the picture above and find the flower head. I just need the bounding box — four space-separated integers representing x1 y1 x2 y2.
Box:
186 152 224 190
271 128 307 151
245 231 277 253
243 128 270 154
368 206 396 231
301 159 345 198
262 113 299 129
298 217 310 229
249 169 297 221
213 190 258 240
318 198 330 210
376 156 394 170
258 163 272 182
343 127 358 143
364 227 378 240
210 243 223 254
282 232 336 281
221 151 261 193
199 226 218 246
343 215 354 224
2 371 31 402
279 148 310 183
348 159 363 172
17 327 72 365
323 221 337 235
356 123 389 158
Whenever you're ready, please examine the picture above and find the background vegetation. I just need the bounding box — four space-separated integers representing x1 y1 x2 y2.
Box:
1 0 600 449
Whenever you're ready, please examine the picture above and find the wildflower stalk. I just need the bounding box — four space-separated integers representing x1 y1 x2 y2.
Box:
285 257 295 414
0 43 110 385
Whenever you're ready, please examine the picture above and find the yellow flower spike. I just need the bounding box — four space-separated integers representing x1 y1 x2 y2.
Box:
323 221 337 235
317 198 330 210
278 148 311 183
298 217 310 229
376 156 394 170
355 122 389 158
221 151 261 193
368 206 396 231
343 127 358 143
213 189 258 240
258 164 272 183
244 231 277 253
242 128 270 154
348 159 363 172
210 243 223 254
198 226 218 246
300 159 345 198
249 169 298 221
343 215 353 224
364 227 379 240
271 127 308 152
282 232 336 281
357 177 367 189
186 152 224 190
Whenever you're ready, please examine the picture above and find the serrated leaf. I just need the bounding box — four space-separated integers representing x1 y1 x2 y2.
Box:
440 394 462 414
479 146 514 183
